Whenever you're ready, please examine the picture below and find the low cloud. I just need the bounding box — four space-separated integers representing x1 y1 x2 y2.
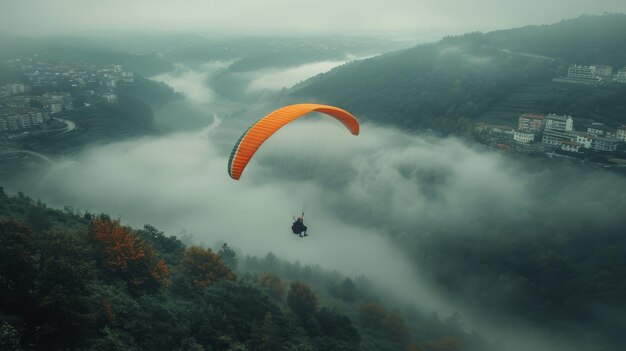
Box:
245 60 349 92
152 61 234 105
11 114 626 351
7 57 626 351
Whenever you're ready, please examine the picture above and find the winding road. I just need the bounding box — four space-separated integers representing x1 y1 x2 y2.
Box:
51 117 77 136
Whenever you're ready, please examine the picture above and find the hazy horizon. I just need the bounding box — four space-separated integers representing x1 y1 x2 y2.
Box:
1 0 626 41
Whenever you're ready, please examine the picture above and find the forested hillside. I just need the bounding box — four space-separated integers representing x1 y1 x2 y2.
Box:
403 219 626 350
290 14 626 134
0 189 488 351
483 13 626 67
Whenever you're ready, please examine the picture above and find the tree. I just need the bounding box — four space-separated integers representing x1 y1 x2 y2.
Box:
137 225 184 266
180 246 234 288
331 277 358 302
314 308 361 347
179 337 205 351
90 216 169 290
359 302 387 329
259 312 276 350
384 312 410 341
33 229 98 349
287 282 318 321
258 272 286 300
0 220 35 315
218 243 238 270
261 252 281 272
0 321 20 351
25 204 51 234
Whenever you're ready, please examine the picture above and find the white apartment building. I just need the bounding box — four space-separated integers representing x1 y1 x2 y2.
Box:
542 114 574 145
617 126 626 141
1 113 44 131
568 65 597 80
618 67 626 84
6 83 28 95
591 137 619 152
593 65 613 77
514 130 535 144
101 93 118 104
121 72 134 83
545 114 573 132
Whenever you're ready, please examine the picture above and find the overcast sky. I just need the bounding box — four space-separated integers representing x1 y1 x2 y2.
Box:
1 0 625 39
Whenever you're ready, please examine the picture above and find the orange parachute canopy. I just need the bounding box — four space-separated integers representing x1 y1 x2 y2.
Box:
228 103 360 180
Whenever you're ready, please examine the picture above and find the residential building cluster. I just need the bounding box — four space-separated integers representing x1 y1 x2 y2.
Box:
2 57 134 91
1 56 134 133
0 108 50 133
554 63 626 85
476 113 625 154
0 94 56 133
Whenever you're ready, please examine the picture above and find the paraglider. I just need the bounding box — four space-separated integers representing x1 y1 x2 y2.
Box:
291 213 308 237
227 103 359 180
227 103 360 236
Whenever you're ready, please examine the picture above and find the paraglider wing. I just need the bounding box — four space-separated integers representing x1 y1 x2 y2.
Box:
227 103 359 180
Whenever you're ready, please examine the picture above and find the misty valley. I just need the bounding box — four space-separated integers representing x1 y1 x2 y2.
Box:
1 11 626 351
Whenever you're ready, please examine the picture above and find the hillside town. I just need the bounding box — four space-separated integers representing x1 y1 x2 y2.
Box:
0 57 133 135
475 112 626 166
474 60 626 166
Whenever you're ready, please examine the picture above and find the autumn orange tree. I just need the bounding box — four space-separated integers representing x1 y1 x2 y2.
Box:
90 216 169 290
180 246 234 288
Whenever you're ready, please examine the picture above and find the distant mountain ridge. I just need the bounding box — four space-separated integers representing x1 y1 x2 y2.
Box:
0 34 174 76
483 13 626 67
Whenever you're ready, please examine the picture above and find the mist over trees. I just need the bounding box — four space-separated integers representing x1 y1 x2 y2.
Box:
406 217 626 350
0 190 486 351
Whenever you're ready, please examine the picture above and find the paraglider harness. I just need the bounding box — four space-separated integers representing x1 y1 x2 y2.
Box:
291 213 308 237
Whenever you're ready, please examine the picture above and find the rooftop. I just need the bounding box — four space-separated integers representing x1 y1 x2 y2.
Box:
520 113 545 120
546 114 572 121
593 136 619 142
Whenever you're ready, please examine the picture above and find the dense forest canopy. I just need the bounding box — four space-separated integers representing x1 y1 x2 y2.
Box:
483 14 626 67
0 190 484 351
